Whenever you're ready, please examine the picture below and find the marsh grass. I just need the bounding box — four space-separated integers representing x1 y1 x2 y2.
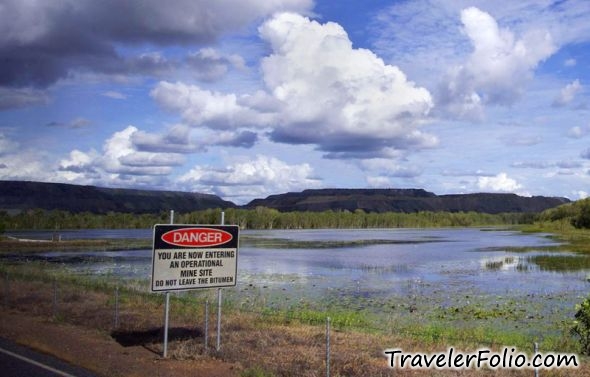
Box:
0 238 151 253
477 223 590 273
525 254 590 272
1 260 589 376
484 260 505 270
239 236 439 250
521 223 590 254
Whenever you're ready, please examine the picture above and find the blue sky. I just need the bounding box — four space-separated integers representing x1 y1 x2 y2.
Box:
0 0 589 204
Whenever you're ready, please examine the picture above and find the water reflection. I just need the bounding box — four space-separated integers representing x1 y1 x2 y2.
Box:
524 254 590 272
480 256 518 271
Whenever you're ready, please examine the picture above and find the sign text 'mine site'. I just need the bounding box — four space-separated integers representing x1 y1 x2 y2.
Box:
151 225 239 292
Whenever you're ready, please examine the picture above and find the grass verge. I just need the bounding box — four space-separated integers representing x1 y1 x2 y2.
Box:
0 260 588 376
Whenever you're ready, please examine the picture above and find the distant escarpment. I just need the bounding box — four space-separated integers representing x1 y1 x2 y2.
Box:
245 188 570 214
0 182 570 215
0 181 235 214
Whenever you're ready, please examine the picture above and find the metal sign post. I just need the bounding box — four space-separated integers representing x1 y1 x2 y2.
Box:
163 291 170 357
217 212 224 351
216 288 222 351
151 211 238 357
163 210 174 358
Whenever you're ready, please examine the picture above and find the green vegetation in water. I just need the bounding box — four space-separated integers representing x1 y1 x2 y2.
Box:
478 199 590 273
475 245 563 253
526 254 590 272
248 294 575 352
521 197 590 254
227 274 582 353
483 256 515 271
0 237 152 253
480 253 590 273
436 300 532 322
0 260 584 355
239 236 440 249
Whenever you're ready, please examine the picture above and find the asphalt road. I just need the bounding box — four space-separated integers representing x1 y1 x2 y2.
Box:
0 337 95 377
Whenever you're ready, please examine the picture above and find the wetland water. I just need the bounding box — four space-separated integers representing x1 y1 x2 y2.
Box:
4 228 590 336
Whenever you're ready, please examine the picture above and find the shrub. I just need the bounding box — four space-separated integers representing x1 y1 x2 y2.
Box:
0 210 6 235
571 296 590 355
571 201 590 229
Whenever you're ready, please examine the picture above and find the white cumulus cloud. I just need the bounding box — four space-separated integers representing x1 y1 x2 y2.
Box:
553 79 582 107
477 172 522 193
437 7 556 119
260 13 435 158
55 126 188 186
101 126 184 176
0 134 55 181
151 13 436 160
179 155 322 202
151 82 275 130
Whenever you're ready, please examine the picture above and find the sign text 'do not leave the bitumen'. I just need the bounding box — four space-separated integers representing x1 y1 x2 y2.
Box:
151 224 239 292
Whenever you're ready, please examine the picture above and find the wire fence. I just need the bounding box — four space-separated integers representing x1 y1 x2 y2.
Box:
0 269 586 377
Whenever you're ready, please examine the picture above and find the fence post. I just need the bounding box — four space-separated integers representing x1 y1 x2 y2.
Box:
326 317 331 377
216 288 222 351
216 211 224 352
113 286 120 329
52 278 58 318
534 342 539 377
3 272 8 307
205 299 209 350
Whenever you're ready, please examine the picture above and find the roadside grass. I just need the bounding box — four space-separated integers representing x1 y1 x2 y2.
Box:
1 260 589 376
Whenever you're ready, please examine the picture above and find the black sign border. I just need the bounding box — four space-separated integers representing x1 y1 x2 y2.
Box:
151 224 239 292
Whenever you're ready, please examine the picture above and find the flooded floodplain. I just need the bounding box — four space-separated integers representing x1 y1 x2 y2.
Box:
3 227 590 340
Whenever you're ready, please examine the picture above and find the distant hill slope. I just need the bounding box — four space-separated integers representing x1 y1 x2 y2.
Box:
246 188 570 214
0 181 235 214
0 182 571 215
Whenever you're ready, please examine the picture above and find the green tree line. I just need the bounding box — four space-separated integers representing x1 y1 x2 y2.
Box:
0 207 537 232
536 198 590 229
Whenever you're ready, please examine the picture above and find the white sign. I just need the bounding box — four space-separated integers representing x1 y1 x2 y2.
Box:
151 224 239 292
